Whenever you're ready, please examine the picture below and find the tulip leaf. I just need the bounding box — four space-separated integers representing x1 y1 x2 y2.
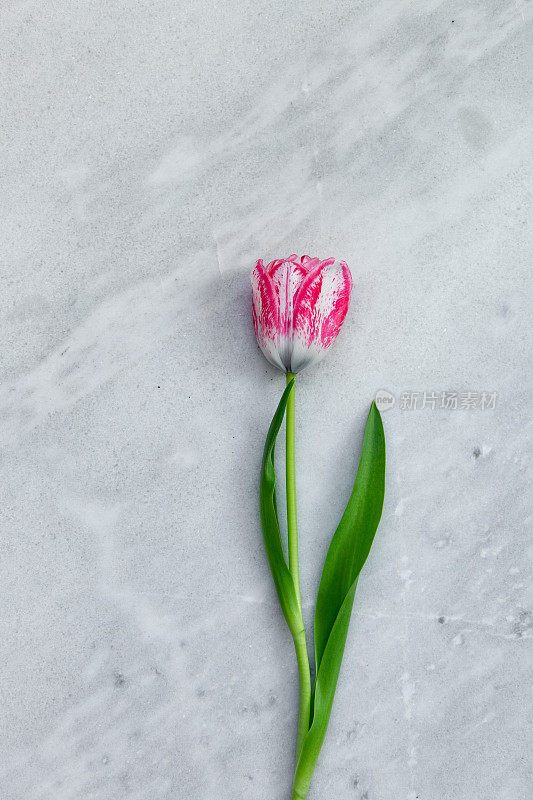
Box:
314 401 386 671
260 379 302 638
292 402 385 798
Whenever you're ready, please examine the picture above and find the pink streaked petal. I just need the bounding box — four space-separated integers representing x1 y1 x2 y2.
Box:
267 259 308 338
287 254 311 273
265 258 284 275
321 261 352 347
293 260 352 349
267 256 309 277
251 262 280 339
300 255 336 272
268 259 307 284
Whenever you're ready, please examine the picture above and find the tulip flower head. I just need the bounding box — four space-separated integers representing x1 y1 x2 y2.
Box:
251 255 352 373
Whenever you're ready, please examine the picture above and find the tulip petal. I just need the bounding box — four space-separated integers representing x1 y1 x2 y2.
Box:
268 259 308 335
290 261 352 371
268 259 307 370
251 262 286 371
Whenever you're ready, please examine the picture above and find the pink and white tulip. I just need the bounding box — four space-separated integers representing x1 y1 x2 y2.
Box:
251 255 352 373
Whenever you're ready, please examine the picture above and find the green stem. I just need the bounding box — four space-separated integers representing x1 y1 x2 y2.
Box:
286 372 300 611
285 372 312 766
293 629 312 767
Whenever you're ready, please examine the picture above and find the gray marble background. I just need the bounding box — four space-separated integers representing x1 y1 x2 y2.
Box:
1 1 532 798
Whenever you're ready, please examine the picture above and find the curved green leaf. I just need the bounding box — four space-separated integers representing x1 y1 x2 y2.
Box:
292 401 385 798
260 379 302 638
314 401 386 671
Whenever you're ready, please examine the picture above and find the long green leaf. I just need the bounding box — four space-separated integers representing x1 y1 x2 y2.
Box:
292 401 385 799
314 401 386 671
260 379 302 638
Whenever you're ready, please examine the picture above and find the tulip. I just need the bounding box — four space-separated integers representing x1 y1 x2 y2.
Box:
251 254 384 800
251 254 353 373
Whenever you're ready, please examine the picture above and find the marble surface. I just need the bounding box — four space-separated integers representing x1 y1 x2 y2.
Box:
1 1 532 798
